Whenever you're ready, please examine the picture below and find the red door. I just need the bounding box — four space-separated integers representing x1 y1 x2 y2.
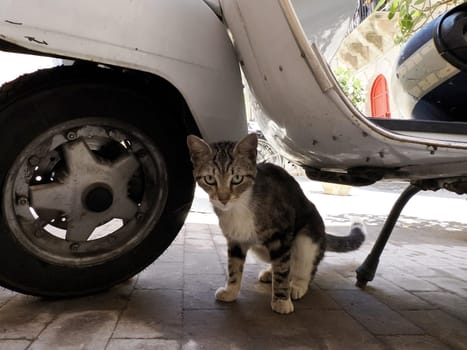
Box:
370 74 391 118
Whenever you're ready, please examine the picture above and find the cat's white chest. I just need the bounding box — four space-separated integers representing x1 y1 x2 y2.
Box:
218 192 256 243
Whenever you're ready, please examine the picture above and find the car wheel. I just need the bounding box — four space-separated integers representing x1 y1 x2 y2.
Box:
0 65 195 297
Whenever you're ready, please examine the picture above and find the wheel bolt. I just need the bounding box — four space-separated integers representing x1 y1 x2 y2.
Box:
136 212 144 221
66 131 77 140
28 156 40 166
34 230 43 238
17 196 29 206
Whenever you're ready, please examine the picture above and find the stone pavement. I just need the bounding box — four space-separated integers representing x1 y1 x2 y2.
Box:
0 180 466 350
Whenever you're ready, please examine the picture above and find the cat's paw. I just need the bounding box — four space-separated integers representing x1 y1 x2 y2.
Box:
271 298 294 314
215 286 238 302
290 280 309 300
258 268 272 283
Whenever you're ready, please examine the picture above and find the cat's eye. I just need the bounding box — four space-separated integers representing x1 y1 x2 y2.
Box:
204 175 216 185
231 175 244 185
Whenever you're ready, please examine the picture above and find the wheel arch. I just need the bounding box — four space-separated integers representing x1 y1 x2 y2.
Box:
0 62 202 138
0 0 247 142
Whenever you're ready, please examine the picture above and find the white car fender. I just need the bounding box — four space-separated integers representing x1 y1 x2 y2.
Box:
222 0 467 181
0 0 246 142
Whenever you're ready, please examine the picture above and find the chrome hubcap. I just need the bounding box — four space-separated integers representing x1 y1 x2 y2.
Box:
30 140 141 242
4 118 167 267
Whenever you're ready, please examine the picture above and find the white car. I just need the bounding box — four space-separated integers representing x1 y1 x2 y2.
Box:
0 0 465 296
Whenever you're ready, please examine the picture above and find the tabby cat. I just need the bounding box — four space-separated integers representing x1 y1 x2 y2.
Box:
187 133 365 314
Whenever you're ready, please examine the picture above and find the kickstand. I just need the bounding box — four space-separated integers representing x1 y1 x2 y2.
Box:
356 184 421 288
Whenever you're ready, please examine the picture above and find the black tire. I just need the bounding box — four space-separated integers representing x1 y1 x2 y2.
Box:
0 65 195 297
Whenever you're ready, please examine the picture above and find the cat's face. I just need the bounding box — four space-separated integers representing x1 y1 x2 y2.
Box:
187 134 258 211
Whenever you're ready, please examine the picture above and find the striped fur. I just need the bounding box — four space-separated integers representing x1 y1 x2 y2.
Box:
187 134 365 314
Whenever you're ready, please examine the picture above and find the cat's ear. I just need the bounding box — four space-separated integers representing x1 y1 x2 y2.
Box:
187 135 212 163
234 133 258 161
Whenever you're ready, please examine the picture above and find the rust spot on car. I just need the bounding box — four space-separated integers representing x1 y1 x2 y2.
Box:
427 145 437 155
24 36 48 45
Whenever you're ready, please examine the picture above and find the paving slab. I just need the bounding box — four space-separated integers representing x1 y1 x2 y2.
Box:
184 252 224 275
414 291 467 323
378 335 451 350
136 262 184 290
364 277 435 310
314 268 360 290
374 266 440 292
157 244 185 263
0 296 59 339
29 310 118 350
328 290 424 335
112 289 182 339
401 310 467 349
0 340 31 350
183 273 230 310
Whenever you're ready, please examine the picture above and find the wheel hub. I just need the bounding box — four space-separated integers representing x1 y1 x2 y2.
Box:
5 120 168 267
84 185 113 213
29 139 139 242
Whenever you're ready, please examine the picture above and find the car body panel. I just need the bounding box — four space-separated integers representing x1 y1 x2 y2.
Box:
1 0 466 182
221 0 467 182
0 0 246 142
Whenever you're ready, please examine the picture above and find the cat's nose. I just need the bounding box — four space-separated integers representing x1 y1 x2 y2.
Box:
218 194 230 205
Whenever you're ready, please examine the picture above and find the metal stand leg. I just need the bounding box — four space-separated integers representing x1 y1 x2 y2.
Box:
355 184 421 288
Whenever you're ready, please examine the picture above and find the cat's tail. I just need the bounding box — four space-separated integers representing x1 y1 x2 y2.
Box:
325 219 366 252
